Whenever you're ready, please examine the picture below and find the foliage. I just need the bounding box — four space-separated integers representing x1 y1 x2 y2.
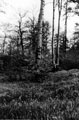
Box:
0 69 79 119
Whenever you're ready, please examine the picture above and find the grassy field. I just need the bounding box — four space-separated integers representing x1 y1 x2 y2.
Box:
0 69 79 119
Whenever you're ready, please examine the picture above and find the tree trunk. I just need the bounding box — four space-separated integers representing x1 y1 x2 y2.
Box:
19 21 24 57
56 0 62 66
16 36 19 55
9 42 12 56
64 0 68 53
20 32 24 56
52 0 56 68
37 0 45 65
3 33 6 54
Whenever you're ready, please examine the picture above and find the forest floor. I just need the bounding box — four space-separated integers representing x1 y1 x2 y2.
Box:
0 69 79 119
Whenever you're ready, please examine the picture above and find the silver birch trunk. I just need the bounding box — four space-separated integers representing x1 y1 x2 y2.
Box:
64 0 68 53
56 0 62 66
37 0 45 64
52 0 56 67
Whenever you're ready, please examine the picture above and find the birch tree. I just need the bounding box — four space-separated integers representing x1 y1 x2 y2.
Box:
52 0 56 68
64 0 68 53
56 0 62 66
37 0 45 65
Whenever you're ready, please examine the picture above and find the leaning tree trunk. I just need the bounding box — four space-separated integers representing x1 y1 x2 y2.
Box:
37 0 45 66
52 0 56 68
56 0 62 66
64 0 68 53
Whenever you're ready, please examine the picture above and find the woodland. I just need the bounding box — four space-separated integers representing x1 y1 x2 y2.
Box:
0 0 79 119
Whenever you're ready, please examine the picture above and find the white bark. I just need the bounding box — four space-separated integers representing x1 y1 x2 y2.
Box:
52 0 56 67
56 0 62 66
38 0 45 60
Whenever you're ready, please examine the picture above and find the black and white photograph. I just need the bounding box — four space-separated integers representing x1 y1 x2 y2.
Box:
0 0 78 119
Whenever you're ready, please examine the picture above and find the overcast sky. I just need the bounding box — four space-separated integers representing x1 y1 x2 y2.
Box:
0 0 78 39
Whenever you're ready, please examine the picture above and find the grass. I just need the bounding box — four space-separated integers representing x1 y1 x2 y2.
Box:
0 69 79 119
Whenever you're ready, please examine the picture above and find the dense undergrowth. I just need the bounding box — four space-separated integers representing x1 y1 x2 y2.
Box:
0 69 79 119
0 51 79 119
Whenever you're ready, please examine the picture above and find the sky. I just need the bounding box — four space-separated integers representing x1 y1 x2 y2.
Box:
0 0 78 39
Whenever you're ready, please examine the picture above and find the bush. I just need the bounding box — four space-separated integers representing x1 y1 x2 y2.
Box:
60 58 79 70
